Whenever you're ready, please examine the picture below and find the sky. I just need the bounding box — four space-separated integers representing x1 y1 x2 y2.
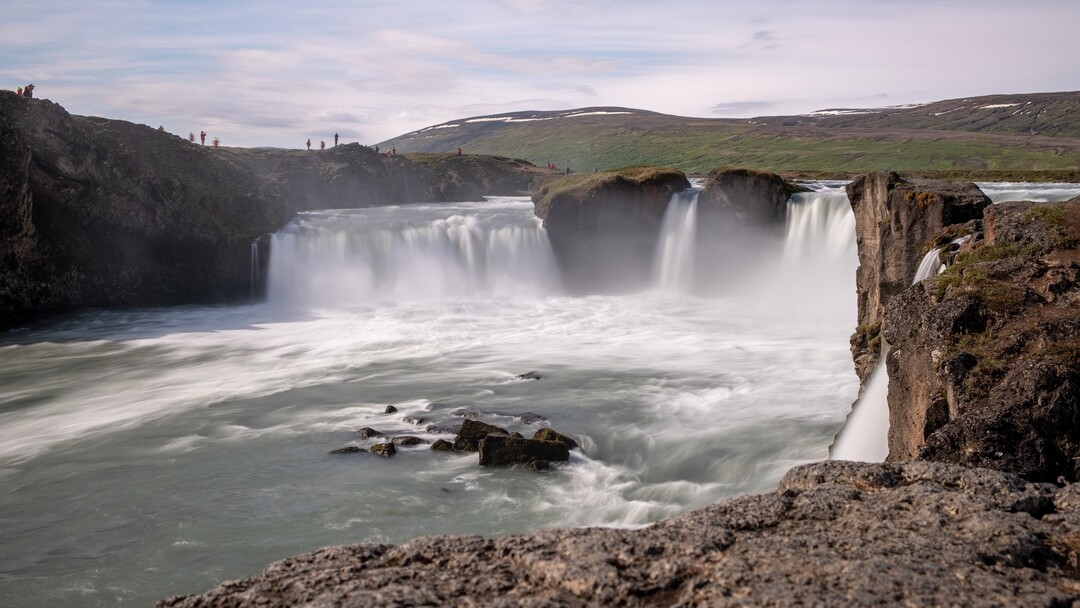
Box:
2 0 1079 148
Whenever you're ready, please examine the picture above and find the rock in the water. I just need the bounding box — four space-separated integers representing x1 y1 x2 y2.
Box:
391 436 427 446
430 439 454 452
369 443 396 457
529 459 553 472
516 371 545 380
478 434 570 466
452 420 509 452
402 416 426 426
384 405 398 414
355 427 383 439
532 427 579 449
425 424 459 435
510 432 524 439
450 408 480 420
329 446 366 455
513 412 547 424
158 461 1080 607
697 167 808 230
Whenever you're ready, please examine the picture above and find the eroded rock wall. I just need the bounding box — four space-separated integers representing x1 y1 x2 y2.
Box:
883 197 1080 480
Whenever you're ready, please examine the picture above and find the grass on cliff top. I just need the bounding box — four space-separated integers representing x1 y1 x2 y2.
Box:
533 165 687 201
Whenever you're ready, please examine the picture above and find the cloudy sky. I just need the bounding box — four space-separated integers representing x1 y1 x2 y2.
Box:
3 0 1079 148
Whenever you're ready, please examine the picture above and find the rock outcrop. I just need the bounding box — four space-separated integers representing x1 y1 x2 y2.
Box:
697 167 807 231
0 92 294 328
0 94 544 329
159 460 1080 607
477 434 570 466
532 166 690 291
883 197 1080 480
846 171 991 383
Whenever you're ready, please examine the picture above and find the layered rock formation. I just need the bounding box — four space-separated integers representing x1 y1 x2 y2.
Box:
531 166 690 291
697 167 807 231
846 172 991 383
0 94 543 328
883 196 1080 480
159 460 1080 607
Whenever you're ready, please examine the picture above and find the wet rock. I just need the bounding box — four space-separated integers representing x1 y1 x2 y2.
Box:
532 427 579 450
452 420 509 452
354 427 383 439
402 416 426 426
425 424 459 435
369 443 396 457
329 446 366 455
391 436 427 446
516 371 545 380
510 432 524 439
512 412 547 424
383 405 398 414
478 434 570 467
450 408 480 420
430 439 454 452
529 459 553 472
160 461 1080 608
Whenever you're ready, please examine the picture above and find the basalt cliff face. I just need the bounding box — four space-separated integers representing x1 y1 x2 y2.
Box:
0 92 293 328
0 94 543 328
846 172 991 384
160 461 1080 607
883 196 1080 481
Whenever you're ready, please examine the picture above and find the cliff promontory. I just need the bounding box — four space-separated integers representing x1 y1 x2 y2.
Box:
160 460 1080 607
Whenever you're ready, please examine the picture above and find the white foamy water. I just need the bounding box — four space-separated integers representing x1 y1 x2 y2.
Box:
653 188 701 292
979 182 1080 203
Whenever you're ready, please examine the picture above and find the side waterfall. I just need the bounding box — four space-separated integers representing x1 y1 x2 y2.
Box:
653 188 701 291
831 238 961 462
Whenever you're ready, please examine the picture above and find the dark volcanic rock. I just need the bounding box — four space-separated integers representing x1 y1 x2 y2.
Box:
383 405 398 414
697 167 807 230
0 92 293 328
478 435 570 466
390 436 427 446
430 439 454 452
329 446 366 454
355 427 383 439
532 166 690 291
158 461 1080 607
846 171 991 384
532 427 579 449
516 371 545 380
452 420 509 452
369 443 396 457
883 198 1080 480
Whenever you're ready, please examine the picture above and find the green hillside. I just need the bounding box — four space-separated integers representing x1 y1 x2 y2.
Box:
380 94 1080 178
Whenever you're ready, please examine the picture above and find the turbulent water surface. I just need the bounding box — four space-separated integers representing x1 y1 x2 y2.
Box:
1 185 1075 607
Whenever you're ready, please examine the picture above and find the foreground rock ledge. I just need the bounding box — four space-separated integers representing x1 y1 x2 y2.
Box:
158 461 1080 607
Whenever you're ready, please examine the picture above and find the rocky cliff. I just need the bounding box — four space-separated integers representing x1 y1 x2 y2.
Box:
0 94 543 328
531 167 690 291
846 172 991 384
159 460 1080 607
883 196 1080 480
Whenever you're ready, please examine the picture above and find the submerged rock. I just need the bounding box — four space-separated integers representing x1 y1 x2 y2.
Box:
369 443 396 458
452 420 509 452
355 427 383 439
329 446 366 455
516 371 545 380
424 424 459 435
383 405 398 414
158 461 1080 607
478 434 570 467
532 427 579 450
430 439 454 452
402 416 426 426
529 459 553 472
390 436 427 446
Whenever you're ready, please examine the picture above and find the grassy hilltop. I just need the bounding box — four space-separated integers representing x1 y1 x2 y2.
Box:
379 92 1080 179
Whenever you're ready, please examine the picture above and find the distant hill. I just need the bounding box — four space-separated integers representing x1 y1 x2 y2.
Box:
381 93 1080 177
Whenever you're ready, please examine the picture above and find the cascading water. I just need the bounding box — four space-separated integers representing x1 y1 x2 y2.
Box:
653 188 701 291
250 238 260 301
266 199 561 305
831 235 969 462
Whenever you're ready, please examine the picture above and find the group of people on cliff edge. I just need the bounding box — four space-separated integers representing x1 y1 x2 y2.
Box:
15 84 34 98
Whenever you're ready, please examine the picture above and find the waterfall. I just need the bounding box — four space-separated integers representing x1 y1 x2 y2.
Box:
783 189 857 265
653 188 700 291
265 202 561 306
250 239 260 302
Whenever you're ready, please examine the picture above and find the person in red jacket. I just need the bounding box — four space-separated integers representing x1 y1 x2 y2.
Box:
200 131 206 145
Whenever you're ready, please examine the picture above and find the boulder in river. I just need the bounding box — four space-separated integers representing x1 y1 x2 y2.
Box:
329 446 366 455
370 443 396 457
532 427 579 450
391 436 427 446
452 420 510 452
430 439 454 452
383 405 398 414
355 427 383 439
478 434 570 467
516 371 545 380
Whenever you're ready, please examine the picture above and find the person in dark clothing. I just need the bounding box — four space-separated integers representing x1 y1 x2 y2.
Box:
23 84 34 98
334 133 339 146
306 138 311 150
200 131 206 145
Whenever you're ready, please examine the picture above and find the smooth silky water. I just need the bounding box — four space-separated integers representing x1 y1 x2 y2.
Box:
3 184 1074 606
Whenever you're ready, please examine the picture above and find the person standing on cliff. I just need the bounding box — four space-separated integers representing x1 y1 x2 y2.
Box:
188 132 195 143
200 131 206 145
334 133 339 146
16 86 22 96
457 147 462 156
306 138 311 151
320 140 325 150
23 84 34 98
213 137 220 148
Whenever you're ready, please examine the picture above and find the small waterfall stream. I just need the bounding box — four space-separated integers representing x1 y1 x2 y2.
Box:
653 188 701 291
